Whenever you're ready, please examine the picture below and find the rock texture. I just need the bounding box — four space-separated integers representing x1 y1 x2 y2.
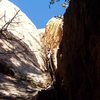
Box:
0 0 64 99
57 0 100 100
0 0 52 99
1 0 99 100
41 17 63 70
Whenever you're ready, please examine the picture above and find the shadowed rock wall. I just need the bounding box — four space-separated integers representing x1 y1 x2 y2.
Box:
57 0 100 100
36 0 100 100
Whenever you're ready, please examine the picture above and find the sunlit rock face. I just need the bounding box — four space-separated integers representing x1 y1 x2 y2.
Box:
0 0 52 98
41 17 63 70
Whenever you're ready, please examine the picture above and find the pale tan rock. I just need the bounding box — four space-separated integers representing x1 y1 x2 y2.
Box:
41 17 63 69
0 0 52 98
0 0 63 98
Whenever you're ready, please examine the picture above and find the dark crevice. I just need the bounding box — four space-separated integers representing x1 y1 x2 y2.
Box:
36 0 100 100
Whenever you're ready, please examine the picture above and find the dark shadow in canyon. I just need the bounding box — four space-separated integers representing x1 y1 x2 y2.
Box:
36 0 100 100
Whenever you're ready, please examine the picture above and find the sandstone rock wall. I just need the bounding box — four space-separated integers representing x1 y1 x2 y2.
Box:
41 17 63 70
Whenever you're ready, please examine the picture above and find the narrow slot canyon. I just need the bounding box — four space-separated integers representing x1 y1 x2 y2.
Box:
36 0 100 100
0 0 100 100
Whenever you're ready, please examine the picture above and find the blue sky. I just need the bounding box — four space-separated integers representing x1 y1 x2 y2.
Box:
11 0 67 28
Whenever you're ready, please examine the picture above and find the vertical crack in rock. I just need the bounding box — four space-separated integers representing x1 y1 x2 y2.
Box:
37 0 100 100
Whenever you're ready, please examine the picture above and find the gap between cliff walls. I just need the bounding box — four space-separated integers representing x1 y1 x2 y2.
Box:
37 0 100 100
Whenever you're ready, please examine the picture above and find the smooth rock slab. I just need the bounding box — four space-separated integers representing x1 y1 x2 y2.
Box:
0 0 52 98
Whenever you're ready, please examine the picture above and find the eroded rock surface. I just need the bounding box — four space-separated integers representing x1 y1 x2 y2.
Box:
0 0 53 99
41 17 63 70
0 0 64 99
